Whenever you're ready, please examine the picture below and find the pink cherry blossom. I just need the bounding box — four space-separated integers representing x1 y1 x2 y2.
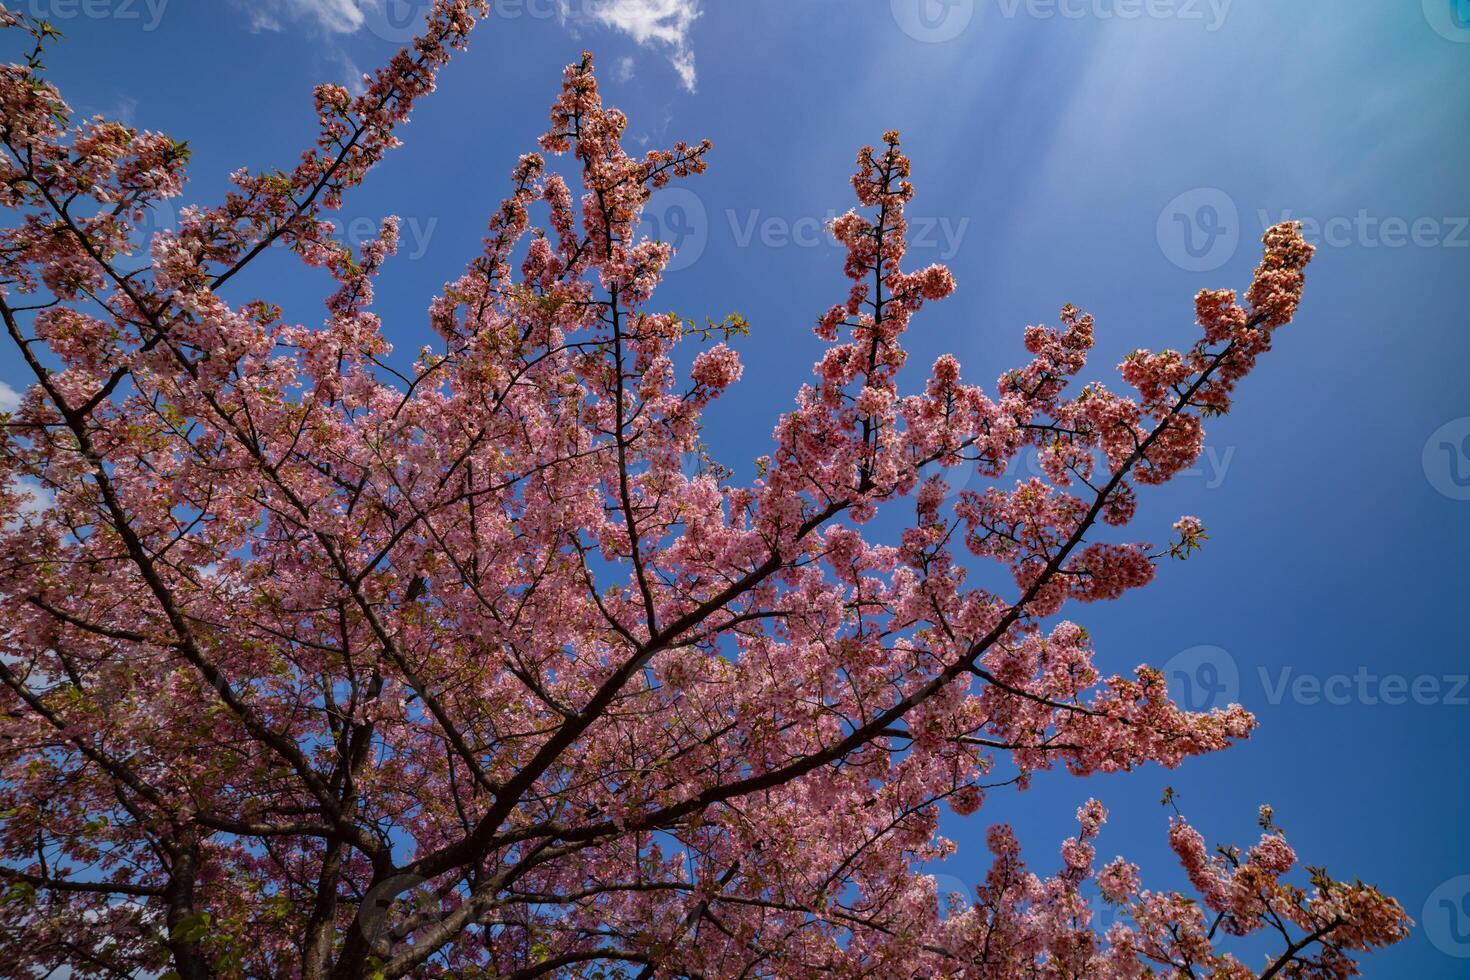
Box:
0 6 1405 978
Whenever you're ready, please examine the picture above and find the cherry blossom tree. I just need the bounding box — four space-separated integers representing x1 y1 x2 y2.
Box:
0 3 1408 977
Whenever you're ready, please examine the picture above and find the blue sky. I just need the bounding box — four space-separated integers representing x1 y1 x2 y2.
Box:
6 0 1468 973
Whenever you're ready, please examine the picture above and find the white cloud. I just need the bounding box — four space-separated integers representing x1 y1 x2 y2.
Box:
614 55 636 82
567 0 701 92
5 478 54 530
234 0 367 34
332 48 369 95
233 1 702 92
15 481 53 517
94 96 139 126
0 381 20 414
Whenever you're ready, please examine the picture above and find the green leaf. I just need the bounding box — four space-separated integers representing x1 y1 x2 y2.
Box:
170 910 212 944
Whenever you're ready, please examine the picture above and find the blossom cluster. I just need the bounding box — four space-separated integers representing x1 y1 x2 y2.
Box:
0 6 1405 978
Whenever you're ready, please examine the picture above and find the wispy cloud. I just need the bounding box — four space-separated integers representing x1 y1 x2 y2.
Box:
332 48 369 95
0 381 20 414
233 0 367 34
230 1 374 91
566 0 701 92
97 95 139 126
233 1 702 92
5 478 54 530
